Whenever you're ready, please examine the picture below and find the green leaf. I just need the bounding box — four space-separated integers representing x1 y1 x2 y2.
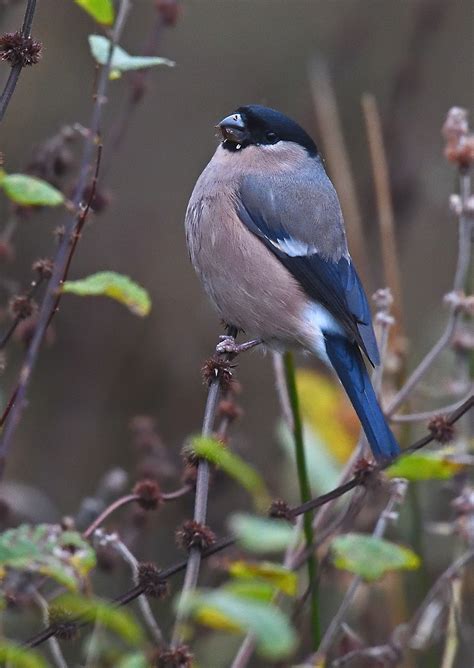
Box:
54 594 144 646
331 532 420 581
0 524 96 590
62 271 151 316
117 654 148 668
0 642 47 668
227 560 297 596
278 420 342 494
229 513 296 554
191 436 270 509
88 35 175 72
0 173 64 206
74 0 114 24
179 590 297 659
386 453 464 481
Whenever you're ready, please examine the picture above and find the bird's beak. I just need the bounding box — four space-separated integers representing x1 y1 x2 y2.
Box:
217 113 248 144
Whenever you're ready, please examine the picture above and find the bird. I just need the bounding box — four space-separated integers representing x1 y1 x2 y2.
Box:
185 104 399 462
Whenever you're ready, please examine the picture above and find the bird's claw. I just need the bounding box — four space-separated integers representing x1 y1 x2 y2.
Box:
216 335 262 355
216 335 240 354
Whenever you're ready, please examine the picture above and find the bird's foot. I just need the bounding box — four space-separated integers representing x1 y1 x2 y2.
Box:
216 335 262 356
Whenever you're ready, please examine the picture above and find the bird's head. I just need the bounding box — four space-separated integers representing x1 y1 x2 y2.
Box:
217 105 318 156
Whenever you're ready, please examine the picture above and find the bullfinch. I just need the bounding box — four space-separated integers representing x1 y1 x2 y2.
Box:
185 104 399 462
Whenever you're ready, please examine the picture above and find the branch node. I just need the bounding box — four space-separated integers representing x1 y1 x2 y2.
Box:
32 258 54 280
427 415 455 444
133 479 163 511
0 32 42 67
268 498 295 523
9 294 35 320
137 562 169 599
150 644 193 667
175 519 216 552
201 355 234 390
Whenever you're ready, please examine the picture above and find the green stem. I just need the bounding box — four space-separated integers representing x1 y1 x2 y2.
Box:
283 352 321 648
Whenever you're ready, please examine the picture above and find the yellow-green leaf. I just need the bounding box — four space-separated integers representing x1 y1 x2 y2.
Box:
88 35 175 71
62 271 151 316
74 0 114 24
386 452 464 481
54 594 144 646
222 580 276 602
228 560 297 596
296 369 359 463
192 436 270 510
331 532 420 581
0 642 47 668
1 173 64 206
178 590 297 659
229 514 296 554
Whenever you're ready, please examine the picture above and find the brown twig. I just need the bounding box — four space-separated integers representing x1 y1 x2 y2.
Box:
0 0 37 122
82 494 140 540
104 8 166 167
309 60 370 286
41 142 103 336
82 485 190 539
362 94 404 334
390 389 473 423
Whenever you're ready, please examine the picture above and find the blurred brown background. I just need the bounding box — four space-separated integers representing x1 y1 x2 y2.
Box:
0 2 472 653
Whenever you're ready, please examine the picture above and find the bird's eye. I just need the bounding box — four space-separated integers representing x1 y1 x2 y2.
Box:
265 131 279 144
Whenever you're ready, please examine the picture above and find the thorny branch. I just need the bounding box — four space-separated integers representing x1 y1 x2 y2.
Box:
94 531 163 644
385 108 473 416
20 396 472 651
332 550 474 667
0 0 132 477
314 478 408 661
0 0 37 122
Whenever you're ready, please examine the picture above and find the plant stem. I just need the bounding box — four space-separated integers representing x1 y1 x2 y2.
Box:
362 94 404 333
283 351 320 648
108 534 163 643
315 479 408 661
0 0 131 477
385 154 472 417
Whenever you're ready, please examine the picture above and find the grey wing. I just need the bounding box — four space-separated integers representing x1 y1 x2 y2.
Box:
236 163 380 366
